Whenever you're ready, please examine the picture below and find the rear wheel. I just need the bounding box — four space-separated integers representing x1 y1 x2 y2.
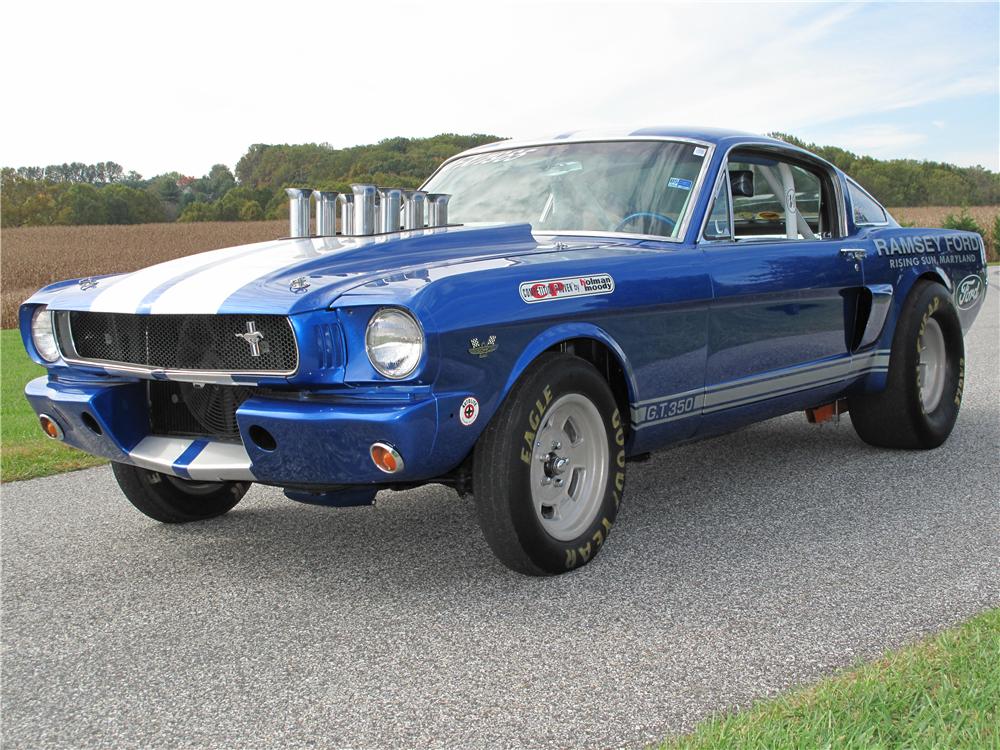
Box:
472 353 626 575
850 281 965 449
111 461 249 523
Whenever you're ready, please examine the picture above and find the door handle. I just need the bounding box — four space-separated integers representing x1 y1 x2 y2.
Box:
840 248 867 260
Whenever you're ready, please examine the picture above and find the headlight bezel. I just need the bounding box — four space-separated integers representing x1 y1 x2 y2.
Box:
30 306 60 363
364 308 425 380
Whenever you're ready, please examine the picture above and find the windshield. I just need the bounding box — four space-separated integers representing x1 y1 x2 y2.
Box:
423 140 708 239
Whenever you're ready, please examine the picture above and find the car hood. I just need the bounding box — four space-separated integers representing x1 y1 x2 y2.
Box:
30 223 586 316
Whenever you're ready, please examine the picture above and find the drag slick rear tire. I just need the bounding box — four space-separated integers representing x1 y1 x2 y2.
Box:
472 352 627 576
849 281 964 449
112 462 249 523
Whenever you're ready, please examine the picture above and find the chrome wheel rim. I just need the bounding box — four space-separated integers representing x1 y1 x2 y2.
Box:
917 317 947 413
528 393 609 542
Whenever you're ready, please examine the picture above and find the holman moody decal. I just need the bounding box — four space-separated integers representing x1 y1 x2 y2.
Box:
519 274 615 304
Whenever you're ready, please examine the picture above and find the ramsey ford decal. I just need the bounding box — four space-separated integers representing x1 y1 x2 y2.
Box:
519 274 615 303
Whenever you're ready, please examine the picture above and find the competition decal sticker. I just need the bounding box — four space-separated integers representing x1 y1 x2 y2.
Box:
519 274 615 304
460 397 480 426
468 335 498 358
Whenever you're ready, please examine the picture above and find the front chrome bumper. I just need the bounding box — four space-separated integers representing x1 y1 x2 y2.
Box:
24 376 473 487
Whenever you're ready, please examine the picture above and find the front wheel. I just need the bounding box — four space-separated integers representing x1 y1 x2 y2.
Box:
111 462 249 523
472 352 627 575
849 281 965 449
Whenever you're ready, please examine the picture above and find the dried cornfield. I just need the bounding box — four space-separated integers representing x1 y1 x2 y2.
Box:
2 208 998 327
888 205 999 233
1 221 285 326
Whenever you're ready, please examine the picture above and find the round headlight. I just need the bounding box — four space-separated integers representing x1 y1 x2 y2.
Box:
365 309 424 379
30 306 60 363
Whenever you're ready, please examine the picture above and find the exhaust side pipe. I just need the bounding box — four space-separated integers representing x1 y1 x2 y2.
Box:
351 184 377 235
403 190 426 230
378 188 403 233
337 193 355 235
314 191 339 237
286 188 313 238
427 194 450 227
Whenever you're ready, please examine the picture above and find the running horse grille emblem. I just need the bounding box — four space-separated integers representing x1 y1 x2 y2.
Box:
235 321 266 357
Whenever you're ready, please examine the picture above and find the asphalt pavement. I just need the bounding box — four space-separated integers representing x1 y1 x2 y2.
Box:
3 268 998 750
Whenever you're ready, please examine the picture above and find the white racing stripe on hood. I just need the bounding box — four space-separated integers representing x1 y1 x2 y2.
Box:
148 236 351 314
88 240 284 313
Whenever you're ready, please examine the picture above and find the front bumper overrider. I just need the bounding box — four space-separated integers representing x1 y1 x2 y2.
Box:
24 376 474 486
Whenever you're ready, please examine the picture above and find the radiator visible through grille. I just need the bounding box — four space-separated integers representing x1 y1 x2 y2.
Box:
60 312 298 373
149 381 259 441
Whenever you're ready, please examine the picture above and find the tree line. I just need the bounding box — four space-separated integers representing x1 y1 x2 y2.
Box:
2 133 997 228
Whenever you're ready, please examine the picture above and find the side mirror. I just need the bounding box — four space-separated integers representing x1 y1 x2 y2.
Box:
730 170 754 198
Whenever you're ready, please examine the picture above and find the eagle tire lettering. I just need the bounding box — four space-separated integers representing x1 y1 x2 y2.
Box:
472 352 626 575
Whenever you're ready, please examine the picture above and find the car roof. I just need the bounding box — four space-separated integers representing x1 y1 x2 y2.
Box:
452 126 839 173
458 126 788 153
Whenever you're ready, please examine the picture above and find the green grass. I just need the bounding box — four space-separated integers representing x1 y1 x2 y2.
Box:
659 608 1000 750
1 328 106 481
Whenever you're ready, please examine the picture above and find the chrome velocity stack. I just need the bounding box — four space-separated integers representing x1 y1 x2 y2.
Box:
337 192 355 235
314 191 339 237
285 188 313 238
403 190 426 230
351 184 378 235
427 193 450 227
378 188 403 233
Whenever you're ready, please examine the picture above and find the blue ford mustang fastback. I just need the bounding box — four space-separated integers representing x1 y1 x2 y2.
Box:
20 127 988 575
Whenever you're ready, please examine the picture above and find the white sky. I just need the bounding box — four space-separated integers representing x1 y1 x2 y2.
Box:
2 0 998 177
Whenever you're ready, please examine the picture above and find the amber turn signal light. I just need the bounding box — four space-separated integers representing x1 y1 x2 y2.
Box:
39 414 64 440
370 443 404 474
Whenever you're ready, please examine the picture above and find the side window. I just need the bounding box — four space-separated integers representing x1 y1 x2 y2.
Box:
848 181 887 225
728 150 829 241
703 173 732 240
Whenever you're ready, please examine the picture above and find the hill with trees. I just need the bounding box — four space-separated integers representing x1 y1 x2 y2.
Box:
2 132 998 228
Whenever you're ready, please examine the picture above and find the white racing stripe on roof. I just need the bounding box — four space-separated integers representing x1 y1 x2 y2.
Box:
88 240 282 313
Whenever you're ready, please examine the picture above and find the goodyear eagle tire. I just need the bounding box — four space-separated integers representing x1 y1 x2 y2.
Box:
472 352 626 576
849 281 964 449
111 462 249 523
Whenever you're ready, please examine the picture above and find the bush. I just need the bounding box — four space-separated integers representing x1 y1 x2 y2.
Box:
991 214 1000 263
177 202 219 222
942 209 997 262
941 208 984 234
238 200 264 221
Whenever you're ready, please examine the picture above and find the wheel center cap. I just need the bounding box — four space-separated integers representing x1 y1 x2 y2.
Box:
541 452 570 478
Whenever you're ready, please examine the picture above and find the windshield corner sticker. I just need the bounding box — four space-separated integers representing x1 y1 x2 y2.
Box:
667 177 692 191
519 274 615 304
460 396 480 426
956 275 984 309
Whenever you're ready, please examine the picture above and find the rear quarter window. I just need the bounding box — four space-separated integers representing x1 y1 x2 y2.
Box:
848 181 887 225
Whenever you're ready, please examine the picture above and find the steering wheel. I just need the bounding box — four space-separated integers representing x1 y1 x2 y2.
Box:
614 212 675 234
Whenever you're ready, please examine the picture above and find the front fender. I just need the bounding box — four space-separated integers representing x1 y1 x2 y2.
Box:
502 322 638 403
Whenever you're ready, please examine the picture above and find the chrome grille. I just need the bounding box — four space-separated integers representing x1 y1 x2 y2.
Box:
61 312 297 374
